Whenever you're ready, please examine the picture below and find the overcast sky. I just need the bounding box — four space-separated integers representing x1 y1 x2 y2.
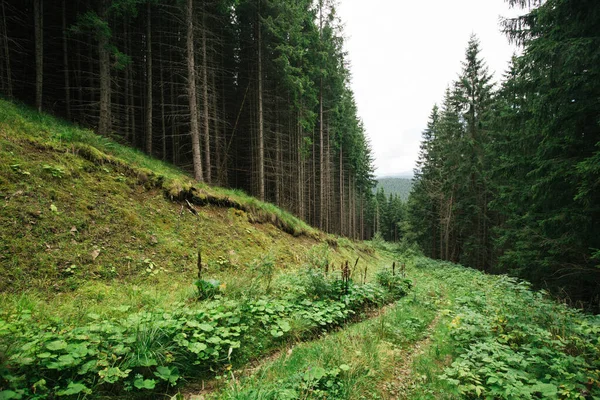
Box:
337 0 522 178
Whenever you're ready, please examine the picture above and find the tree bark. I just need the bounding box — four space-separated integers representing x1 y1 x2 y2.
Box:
201 10 211 183
318 1 324 230
145 1 153 154
257 4 265 201
34 0 43 112
62 0 70 119
186 0 203 181
98 0 111 135
1 0 12 99
339 148 344 235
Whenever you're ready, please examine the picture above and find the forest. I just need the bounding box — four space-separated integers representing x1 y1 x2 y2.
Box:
407 0 600 307
0 0 376 239
0 0 598 305
1 0 600 398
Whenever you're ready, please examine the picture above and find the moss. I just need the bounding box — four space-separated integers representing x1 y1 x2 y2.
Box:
0 98 362 312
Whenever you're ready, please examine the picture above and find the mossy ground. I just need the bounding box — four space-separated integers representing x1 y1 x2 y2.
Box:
0 99 375 323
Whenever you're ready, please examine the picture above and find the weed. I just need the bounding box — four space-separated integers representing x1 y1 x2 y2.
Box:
42 163 65 178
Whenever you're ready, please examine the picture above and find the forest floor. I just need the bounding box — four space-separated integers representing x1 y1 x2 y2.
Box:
1 100 598 399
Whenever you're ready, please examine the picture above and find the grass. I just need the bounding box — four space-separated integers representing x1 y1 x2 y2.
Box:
203 255 600 400
2 99 598 399
208 256 442 400
0 98 360 307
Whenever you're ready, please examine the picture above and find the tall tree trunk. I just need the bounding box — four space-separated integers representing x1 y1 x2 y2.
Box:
297 115 302 218
339 148 344 235
34 0 43 112
201 10 211 183
257 5 265 200
275 104 281 205
127 25 135 144
61 0 71 119
1 0 12 99
159 30 166 160
98 0 111 135
212 63 221 185
145 1 153 154
186 0 203 181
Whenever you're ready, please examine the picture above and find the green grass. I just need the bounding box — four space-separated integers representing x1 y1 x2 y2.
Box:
208 257 441 400
0 98 355 301
204 256 600 400
1 99 598 400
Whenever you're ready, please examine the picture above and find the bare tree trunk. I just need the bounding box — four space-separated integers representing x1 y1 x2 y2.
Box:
159 30 166 160
145 1 153 154
201 10 211 183
212 64 221 184
98 1 111 135
297 115 303 218
61 0 71 119
34 0 43 112
275 104 281 205
257 5 265 200
127 24 135 144
339 148 344 235
1 0 12 99
186 0 203 181
169 32 177 164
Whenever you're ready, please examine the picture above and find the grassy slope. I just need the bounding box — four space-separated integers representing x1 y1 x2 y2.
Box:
0 99 371 321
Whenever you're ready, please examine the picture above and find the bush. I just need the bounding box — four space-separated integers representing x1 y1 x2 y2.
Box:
194 279 221 300
375 268 412 298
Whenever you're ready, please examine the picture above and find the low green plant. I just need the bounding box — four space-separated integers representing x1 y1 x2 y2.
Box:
42 163 65 178
254 255 276 293
194 279 222 300
375 268 412 298
410 259 600 400
0 268 411 399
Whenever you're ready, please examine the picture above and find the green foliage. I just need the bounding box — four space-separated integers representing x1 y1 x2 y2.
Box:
41 164 65 179
375 268 412 298
411 258 600 399
0 266 410 398
409 1 600 306
194 279 222 300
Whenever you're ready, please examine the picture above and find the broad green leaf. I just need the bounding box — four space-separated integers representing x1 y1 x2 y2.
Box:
46 340 68 351
198 323 214 332
304 367 326 382
0 390 21 400
188 342 207 354
134 378 156 390
56 382 90 396
154 366 180 384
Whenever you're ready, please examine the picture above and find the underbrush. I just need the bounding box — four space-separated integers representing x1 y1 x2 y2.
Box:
0 267 411 399
412 258 600 399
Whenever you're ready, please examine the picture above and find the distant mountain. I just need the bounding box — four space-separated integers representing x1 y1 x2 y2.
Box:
377 171 414 180
374 177 413 201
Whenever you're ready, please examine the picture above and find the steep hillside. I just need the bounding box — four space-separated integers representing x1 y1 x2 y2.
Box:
375 177 413 201
0 99 356 296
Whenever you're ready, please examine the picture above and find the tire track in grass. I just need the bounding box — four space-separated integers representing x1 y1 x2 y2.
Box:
182 303 398 400
381 313 442 399
192 270 444 399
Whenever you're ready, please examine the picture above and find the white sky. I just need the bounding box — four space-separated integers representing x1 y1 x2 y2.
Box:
337 0 522 178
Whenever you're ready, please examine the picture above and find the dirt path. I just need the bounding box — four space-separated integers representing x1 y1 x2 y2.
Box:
381 312 443 399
